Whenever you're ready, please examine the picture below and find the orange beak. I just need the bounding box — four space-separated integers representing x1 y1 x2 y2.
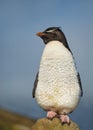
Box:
36 32 46 37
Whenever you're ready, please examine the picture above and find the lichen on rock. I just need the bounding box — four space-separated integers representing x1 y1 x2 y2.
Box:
31 117 80 130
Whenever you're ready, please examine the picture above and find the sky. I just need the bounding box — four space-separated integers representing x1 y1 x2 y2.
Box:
0 1 93 130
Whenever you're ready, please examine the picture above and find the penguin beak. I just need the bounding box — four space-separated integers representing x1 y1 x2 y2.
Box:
36 32 46 37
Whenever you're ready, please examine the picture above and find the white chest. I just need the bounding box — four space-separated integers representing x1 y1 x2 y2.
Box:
39 41 77 85
35 41 81 114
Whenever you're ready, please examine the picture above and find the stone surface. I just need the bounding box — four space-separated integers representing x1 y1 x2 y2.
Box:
31 117 80 130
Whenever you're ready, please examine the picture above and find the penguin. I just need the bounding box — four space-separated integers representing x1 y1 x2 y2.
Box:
32 27 83 123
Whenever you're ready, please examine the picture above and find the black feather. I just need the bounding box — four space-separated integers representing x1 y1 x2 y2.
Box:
32 72 38 98
77 72 83 96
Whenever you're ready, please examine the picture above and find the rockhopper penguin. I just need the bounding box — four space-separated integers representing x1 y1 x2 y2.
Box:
32 27 83 123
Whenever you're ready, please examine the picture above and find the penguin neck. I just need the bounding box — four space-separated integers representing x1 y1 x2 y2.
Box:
47 40 62 45
46 41 68 51
46 40 72 55
46 40 64 46
43 40 71 58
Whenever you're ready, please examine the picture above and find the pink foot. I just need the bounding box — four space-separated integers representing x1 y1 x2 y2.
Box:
47 111 57 119
60 115 70 124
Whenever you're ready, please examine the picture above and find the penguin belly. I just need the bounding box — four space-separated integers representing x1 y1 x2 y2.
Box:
35 41 81 114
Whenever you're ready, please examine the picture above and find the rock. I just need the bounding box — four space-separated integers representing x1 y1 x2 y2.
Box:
31 117 80 130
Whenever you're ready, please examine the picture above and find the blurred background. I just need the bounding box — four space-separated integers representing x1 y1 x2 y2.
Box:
0 1 93 130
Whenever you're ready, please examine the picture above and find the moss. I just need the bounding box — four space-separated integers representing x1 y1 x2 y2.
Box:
31 118 80 130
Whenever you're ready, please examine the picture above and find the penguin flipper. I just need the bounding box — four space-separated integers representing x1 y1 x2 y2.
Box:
32 72 38 98
77 72 83 96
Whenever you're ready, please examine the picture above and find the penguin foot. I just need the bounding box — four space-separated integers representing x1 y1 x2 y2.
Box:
47 111 57 119
60 114 70 124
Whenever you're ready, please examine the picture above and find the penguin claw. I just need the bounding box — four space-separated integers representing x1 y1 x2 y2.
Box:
47 111 57 119
60 115 70 124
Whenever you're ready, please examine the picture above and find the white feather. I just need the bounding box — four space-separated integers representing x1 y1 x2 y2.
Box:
35 41 81 114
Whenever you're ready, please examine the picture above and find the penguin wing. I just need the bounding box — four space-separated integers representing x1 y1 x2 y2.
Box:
77 72 83 96
32 72 38 98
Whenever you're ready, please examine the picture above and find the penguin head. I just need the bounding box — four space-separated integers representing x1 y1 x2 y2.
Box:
36 27 71 52
36 27 68 45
